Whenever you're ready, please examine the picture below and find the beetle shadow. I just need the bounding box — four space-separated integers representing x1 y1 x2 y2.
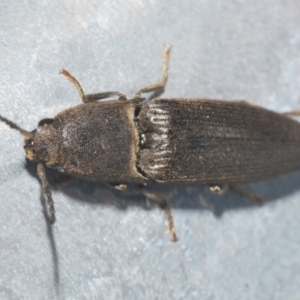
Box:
25 160 300 218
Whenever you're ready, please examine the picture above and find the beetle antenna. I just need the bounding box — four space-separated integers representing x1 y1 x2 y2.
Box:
0 115 33 139
37 162 56 224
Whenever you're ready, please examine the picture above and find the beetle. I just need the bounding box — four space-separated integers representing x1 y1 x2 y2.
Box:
1 45 300 241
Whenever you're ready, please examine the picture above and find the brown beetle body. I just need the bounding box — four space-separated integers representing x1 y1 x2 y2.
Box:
1 45 300 241
25 97 300 188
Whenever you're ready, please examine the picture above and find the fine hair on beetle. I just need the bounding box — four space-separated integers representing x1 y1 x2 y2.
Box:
1 45 300 242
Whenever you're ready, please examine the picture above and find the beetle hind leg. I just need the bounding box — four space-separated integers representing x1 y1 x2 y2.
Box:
139 185 178 242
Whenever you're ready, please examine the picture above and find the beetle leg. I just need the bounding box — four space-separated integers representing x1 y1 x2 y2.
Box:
138 185 178 242
209 184 228 195
229 184 264 205
134 44 171 99
60 69 128 102
83 91 128 102
37 163 56 224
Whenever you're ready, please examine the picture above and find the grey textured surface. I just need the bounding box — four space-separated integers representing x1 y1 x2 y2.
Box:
1 1 300 299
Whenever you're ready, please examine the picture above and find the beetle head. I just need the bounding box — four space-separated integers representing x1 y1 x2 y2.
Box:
0 115 63 167
23 118 63 167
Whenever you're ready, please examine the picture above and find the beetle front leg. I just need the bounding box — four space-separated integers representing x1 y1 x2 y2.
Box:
60 69 128 102
138 185 178 242
134 44 171 99
37 163 55 224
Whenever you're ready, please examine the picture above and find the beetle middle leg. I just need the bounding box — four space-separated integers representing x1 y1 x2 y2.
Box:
138 185 178 242
134 44 171 99
60 69 128 102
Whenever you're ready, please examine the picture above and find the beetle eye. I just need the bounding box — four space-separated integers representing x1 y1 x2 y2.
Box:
38 118 54 127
